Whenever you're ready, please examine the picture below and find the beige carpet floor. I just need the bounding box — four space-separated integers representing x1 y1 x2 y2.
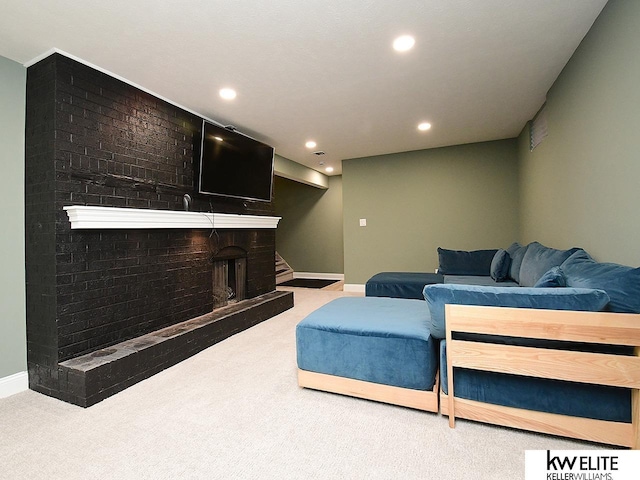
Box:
0 288 597 480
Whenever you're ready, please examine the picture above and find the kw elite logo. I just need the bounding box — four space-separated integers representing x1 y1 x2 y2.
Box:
525 450 639 480
545 450 617 480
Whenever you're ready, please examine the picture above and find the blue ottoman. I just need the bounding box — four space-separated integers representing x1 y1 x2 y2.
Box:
365 272 443 299
296 297 439 411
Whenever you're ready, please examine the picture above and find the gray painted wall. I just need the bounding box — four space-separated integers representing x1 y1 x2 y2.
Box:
0 55 27 378
342 140 520 284
274 175 344 274
518 0 640 265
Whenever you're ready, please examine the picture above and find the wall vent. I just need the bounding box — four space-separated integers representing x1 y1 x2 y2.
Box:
529 104 548 151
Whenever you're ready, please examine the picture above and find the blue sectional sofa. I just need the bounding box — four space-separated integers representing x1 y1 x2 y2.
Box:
299 241 640 447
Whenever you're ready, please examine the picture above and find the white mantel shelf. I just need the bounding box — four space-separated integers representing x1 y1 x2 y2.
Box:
63 206 281 230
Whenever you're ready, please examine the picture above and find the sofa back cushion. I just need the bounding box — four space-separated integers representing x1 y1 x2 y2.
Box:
423 283 610 339
437 247 498 276
506 242 528 283
561 249 640 313
518 242 580 287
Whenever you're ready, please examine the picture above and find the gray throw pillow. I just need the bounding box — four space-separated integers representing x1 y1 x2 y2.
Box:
506 242 527 284
534 266 566 288
490 249 511 282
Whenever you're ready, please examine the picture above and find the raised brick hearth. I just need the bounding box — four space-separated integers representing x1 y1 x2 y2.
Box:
25 53 293 406
58 291 292 407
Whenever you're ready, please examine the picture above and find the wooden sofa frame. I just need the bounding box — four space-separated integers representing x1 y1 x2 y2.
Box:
298 369 440 413
443 304 640 448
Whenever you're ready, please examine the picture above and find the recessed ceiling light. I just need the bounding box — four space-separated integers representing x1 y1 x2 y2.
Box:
219 88 237 100
418 122 432 131
393 35 415 52
325 167 334 173
305 140 317 149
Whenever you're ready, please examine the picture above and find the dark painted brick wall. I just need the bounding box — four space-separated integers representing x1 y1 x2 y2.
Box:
25 55 59 394
26 53 277 395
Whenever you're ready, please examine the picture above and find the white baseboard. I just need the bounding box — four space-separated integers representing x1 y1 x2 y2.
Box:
293 272 344 281
0 371 29 399
343 284 366 293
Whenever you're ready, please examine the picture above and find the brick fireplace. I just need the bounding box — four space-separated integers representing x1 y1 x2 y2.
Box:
25 53 293 406
211 246 247 308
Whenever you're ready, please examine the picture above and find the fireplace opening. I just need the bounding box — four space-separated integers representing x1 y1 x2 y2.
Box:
212 247 247 309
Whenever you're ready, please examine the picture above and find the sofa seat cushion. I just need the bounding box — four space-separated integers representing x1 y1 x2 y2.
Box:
296 297 439 391
562 249 640 313
365 272 443 299
518 242 580 287
423 283 610 339
440 340 631 423
444 275 519 287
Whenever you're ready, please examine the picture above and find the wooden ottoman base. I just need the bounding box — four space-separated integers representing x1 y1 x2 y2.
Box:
298 369 439 412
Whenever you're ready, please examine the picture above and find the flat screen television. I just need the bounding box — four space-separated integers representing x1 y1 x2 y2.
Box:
197 120 275 202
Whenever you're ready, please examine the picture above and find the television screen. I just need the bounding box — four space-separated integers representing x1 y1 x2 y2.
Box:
198 120 275 202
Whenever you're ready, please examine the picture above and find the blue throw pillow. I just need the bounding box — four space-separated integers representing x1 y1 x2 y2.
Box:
490 249 511 282
423 283 610 339
534 266 566 288
437 247 498 276
561 250 640 313
506 242 528 284
518 242 581 287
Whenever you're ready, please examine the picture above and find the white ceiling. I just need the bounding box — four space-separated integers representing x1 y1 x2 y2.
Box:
0 0 608 175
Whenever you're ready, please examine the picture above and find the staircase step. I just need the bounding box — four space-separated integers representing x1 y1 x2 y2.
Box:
275 251 294 285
